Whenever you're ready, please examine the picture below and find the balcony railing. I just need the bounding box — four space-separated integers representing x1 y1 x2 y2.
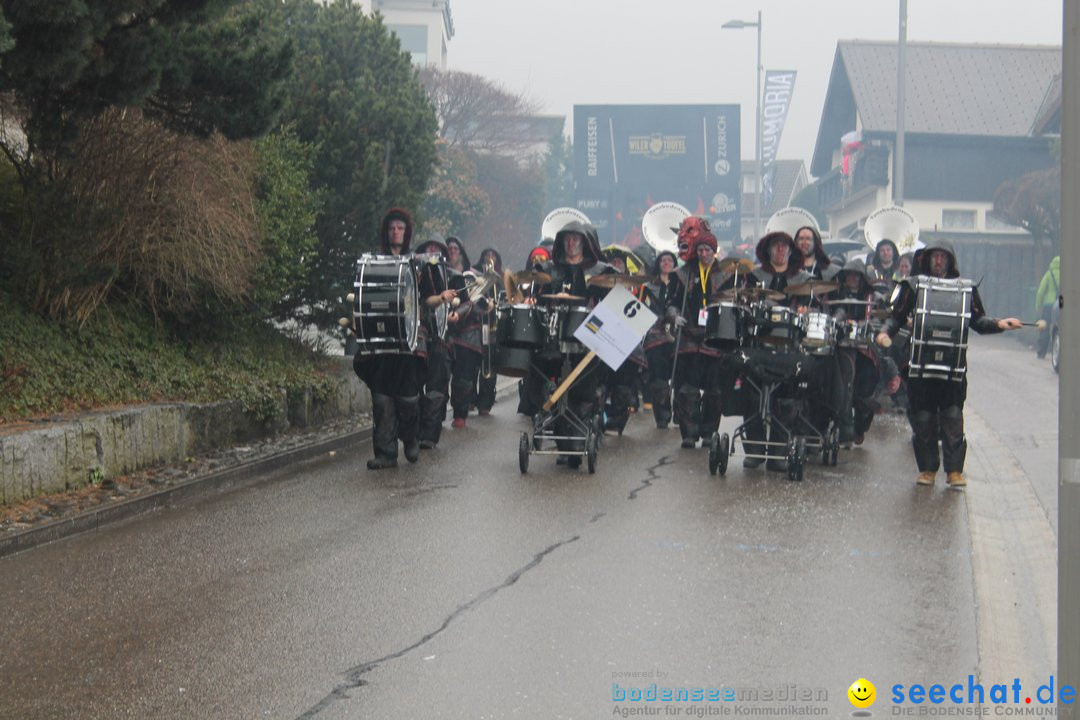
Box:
818 144 891 211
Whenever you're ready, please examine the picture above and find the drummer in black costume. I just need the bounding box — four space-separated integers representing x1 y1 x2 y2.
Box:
641 250 679 429
527 221 613 467
354 209 430 469
669 231 747 449
741 231 811 470
827 258 881 445
413 238 459 450
876 239 1022 487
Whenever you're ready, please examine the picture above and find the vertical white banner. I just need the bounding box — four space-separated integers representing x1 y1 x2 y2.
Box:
760 70 797 208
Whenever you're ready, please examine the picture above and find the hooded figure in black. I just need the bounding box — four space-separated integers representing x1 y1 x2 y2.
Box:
526 221 613 468
877 238 1022 486
413 237 457 449
445 236 471 274
751 231 811 295
792 225 834 280
869 238 901 290
353 208 424 470
828 258 881 444
472 247 504 414
641 250 680 429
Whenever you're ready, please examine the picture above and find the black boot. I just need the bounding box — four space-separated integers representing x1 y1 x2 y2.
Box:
367 455 398 470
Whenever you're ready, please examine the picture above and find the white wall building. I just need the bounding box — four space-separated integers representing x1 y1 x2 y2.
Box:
354 0 454 69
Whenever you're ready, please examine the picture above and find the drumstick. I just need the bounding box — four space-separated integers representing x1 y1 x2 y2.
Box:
1021 320 1048 329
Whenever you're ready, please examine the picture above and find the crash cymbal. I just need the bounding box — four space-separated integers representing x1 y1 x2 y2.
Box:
586 273 652 288
541 292 587 303
716 256 755 274
822 298 874 305
514 269 551 285
785 279 839 296
719 286 786 302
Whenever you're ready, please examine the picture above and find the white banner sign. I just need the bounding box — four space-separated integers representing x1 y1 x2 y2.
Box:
760 70 797 207
573 285 657 370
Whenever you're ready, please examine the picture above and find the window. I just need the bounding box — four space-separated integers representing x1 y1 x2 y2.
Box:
388 24 427 64
942 209 976 230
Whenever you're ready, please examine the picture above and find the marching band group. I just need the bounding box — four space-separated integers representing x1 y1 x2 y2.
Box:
348 205 1022 486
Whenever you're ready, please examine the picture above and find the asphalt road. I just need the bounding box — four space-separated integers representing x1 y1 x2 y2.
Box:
0 336 1058 719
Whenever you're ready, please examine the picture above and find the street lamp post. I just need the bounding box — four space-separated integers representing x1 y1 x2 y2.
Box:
722 11 763 242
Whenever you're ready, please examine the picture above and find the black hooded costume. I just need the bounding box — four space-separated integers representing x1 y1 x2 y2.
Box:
352 208 424 469
413 237 455 448
880 238 1005 477
473 248 504 414
793 225 835 280
523 221 613 467
828 258 882 442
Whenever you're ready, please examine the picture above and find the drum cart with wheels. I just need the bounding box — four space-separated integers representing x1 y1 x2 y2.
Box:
518 351 600 474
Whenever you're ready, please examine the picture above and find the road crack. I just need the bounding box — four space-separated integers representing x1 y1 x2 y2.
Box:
295 535 580 718
628 455 673 500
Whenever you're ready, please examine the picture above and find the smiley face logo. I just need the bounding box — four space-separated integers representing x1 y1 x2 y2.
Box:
848 678 876 708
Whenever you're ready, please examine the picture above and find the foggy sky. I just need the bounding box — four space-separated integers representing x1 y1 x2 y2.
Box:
448 0 1063 174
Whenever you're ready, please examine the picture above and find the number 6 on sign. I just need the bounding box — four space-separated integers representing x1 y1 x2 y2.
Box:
573 285 657 371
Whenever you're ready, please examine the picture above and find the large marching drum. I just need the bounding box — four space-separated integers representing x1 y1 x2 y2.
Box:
352 254 419 355
907 276 972 381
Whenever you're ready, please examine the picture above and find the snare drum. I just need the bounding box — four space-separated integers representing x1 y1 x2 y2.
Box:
801 311 837 354
750 304 803 348
496 304 547 348
558 305 591 343
704 302 743 350
352 254 419 355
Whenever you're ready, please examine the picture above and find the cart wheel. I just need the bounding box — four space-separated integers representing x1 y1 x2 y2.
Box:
828 427 840 466
708 432 721 476
795 438 807 482
519 432 530 474
718 432 730 477
586 431 598 474
787 438 806 482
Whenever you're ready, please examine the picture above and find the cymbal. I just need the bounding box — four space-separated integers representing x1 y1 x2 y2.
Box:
716 257 755 274
719 286 786 302
822 298 874 305
514 269 551 285
541 293 587 302
785 279 839 296
586 273 652 288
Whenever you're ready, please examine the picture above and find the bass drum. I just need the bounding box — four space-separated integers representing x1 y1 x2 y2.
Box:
352 255 419 355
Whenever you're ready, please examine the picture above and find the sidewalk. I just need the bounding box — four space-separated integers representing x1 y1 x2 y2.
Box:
0 376 520 558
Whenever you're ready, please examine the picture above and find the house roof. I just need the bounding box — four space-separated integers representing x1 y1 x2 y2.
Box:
742 159 808 216
811 41 1060 175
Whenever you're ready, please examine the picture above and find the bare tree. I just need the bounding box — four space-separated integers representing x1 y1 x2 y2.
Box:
417 67 542 156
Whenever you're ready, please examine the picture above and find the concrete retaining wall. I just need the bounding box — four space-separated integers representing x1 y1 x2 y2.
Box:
0 359 370 505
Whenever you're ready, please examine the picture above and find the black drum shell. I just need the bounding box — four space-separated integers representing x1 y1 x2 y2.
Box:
493 344 533 378
497 305 546 348
704 302 743 350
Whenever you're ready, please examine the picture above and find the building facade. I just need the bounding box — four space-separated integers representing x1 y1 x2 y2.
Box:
811 40 1060 316
354 0 454 69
